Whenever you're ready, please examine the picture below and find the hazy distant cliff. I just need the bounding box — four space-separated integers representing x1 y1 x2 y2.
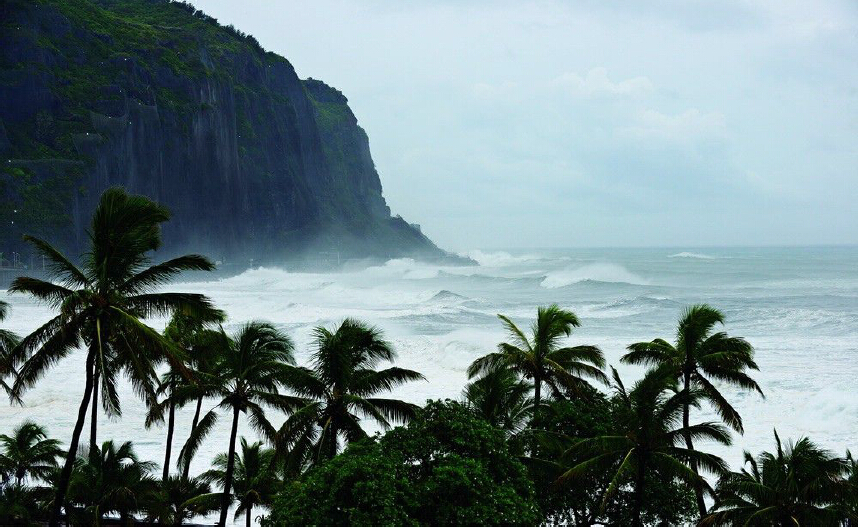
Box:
0 0 450 264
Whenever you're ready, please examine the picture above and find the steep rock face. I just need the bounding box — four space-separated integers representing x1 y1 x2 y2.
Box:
0 0 446 264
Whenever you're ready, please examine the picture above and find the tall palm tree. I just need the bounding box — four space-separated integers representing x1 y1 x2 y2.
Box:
177 322 296 526
201 437 280 527
559 367 731 526
275 319 425 469
66 440 159 525
6 188 220 525
174 324 225 480
147 311 225 482
622 304 762 517
468 305 606 421
703 432 850 526
463 367 533 439
0 421 64 486
0 300 20 396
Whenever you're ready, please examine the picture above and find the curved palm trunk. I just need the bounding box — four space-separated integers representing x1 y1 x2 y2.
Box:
49 351 95 526
683 371 707 518
246 504 252 527
90 370 98 458
163 399 176 481
218 405 241 527
181 396 204 480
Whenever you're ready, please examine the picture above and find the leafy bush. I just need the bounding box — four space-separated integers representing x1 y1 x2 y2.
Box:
265 400 540 526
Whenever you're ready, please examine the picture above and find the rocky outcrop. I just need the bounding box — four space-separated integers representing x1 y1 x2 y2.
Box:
0 0 451 265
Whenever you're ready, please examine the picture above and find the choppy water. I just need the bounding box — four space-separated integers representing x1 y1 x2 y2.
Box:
2 246 857 523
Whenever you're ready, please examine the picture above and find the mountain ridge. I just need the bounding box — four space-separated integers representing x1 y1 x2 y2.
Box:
0 0 458 266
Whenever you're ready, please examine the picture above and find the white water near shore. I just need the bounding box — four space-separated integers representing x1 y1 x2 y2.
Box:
2 246 857 524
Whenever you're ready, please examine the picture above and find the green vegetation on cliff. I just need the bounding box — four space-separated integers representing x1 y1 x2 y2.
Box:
0 0 444 262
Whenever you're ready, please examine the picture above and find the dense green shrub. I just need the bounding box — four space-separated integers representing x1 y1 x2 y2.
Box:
265 400 540 526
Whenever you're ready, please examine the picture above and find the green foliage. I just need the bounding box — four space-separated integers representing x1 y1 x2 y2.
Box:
623 304 762 434
275 319 424 469
623 304 762 517
0 482 51 526
558 367 731 526
145 475 216 526
0 301 20 397
199 437 280 525
704 433 852 526
0 421 64 486
0 421 60 526
265 400 541 526
462 366 533 443
527 391 698 526
468 305 607 418
66 440 159 525
8 187 220 524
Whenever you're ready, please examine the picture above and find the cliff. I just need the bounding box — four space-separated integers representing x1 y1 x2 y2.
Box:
0 0 452 266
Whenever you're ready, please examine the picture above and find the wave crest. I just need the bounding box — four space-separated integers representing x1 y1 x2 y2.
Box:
668 252 716 260
541 263 647 288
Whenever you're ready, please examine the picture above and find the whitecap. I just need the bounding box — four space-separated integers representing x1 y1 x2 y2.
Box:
461 249 540 267
668 251 717 260
540 263 648 288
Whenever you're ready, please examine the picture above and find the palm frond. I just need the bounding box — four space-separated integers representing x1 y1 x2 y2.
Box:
123 255 216 294
19 236 88 287
177 409 218 473
351 366 426 396
362 397 421 425
467 352 512 379
7 277 74 309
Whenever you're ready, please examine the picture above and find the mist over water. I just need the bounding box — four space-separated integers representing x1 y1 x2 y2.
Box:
2 246 857 486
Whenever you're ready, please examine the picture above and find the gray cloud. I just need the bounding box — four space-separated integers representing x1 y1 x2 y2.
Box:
190 0 858 249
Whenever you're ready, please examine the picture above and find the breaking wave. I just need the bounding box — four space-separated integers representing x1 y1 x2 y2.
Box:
540 263 648 288
668 252 717 260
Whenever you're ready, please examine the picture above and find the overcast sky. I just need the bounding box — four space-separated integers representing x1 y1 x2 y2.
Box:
190 0 857 250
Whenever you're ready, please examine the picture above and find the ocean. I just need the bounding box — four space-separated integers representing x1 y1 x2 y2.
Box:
2 246 857 515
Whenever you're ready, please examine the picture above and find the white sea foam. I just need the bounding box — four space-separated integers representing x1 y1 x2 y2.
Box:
668 251 717 259
540 263 648 288
2 246 857 525
462 249 540 267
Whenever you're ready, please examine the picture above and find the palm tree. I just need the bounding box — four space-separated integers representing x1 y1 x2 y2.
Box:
0 421 64 486
463 367 533 439
0 482 46 526
622 304 762 517
148 475 218 526
844 451 858 525
177 322 296 526
275 319 425 468
467 305 607 423
0 300 20 396
704 432 850 526
172 323 226 480
559 367 731 526
147 311 225 482
201 437 280 527
6 188 221 525
66 440 159 525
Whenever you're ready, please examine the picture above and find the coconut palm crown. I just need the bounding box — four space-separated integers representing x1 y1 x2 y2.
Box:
559 367 731 526
468 305 607 418
703 432 851 526
275 318 425 469
7 187 221 525
622 304 762 516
